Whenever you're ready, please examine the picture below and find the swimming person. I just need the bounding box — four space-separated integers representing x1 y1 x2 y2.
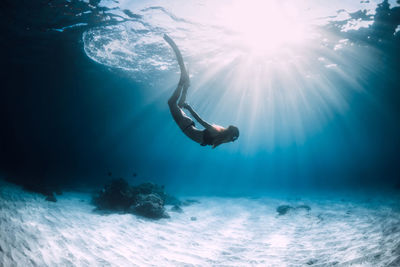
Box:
164 34 239 148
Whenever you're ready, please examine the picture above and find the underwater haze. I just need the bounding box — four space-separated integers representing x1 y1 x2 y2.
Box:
1 0 400 266
1 0 400 193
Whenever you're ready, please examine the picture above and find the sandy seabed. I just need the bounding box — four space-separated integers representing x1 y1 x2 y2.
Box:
1 181 399 267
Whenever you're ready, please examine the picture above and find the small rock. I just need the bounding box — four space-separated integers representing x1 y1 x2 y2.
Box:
45 194 57 202
276 205 294 215
171 205 183 213
306 259 317 265
190 216 197 221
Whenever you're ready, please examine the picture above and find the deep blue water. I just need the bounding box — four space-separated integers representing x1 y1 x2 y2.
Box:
1 0 399 196
1 1 400 266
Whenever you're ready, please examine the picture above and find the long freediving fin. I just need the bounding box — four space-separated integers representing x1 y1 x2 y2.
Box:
163 34 188 77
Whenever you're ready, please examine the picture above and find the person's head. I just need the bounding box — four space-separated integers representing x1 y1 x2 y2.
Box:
227 125 239 142
212 125 239 148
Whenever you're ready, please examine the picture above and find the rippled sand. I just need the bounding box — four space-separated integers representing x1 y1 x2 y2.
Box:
1 182 399 266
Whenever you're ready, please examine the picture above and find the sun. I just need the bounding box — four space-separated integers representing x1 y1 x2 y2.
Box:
218 0 309 54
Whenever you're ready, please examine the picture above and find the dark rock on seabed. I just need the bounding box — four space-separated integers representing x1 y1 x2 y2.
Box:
92 178 184 219
306 258 318 265
133 193 170 219
93 178 135 211
277 205 294 215
276 204 311 215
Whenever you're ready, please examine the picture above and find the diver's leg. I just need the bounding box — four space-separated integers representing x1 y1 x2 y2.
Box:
168 83 195 133
168 82 184 106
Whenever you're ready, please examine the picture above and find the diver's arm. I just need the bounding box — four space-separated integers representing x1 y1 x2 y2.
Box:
183 104 212 129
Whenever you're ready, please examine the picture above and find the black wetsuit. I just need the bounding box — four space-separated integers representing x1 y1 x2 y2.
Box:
183 121 195 132
201 128 214 146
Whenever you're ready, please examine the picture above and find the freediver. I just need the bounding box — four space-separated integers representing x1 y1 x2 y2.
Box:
164 34 239 148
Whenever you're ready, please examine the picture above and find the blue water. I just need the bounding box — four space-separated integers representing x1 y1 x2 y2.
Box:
1 1 400 265
1 0 399 194
82 0 400 194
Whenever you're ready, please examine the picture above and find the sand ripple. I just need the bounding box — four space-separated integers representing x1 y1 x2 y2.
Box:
1 183 399 266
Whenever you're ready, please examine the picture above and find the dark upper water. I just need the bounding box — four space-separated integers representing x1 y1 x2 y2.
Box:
1 0 399 195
